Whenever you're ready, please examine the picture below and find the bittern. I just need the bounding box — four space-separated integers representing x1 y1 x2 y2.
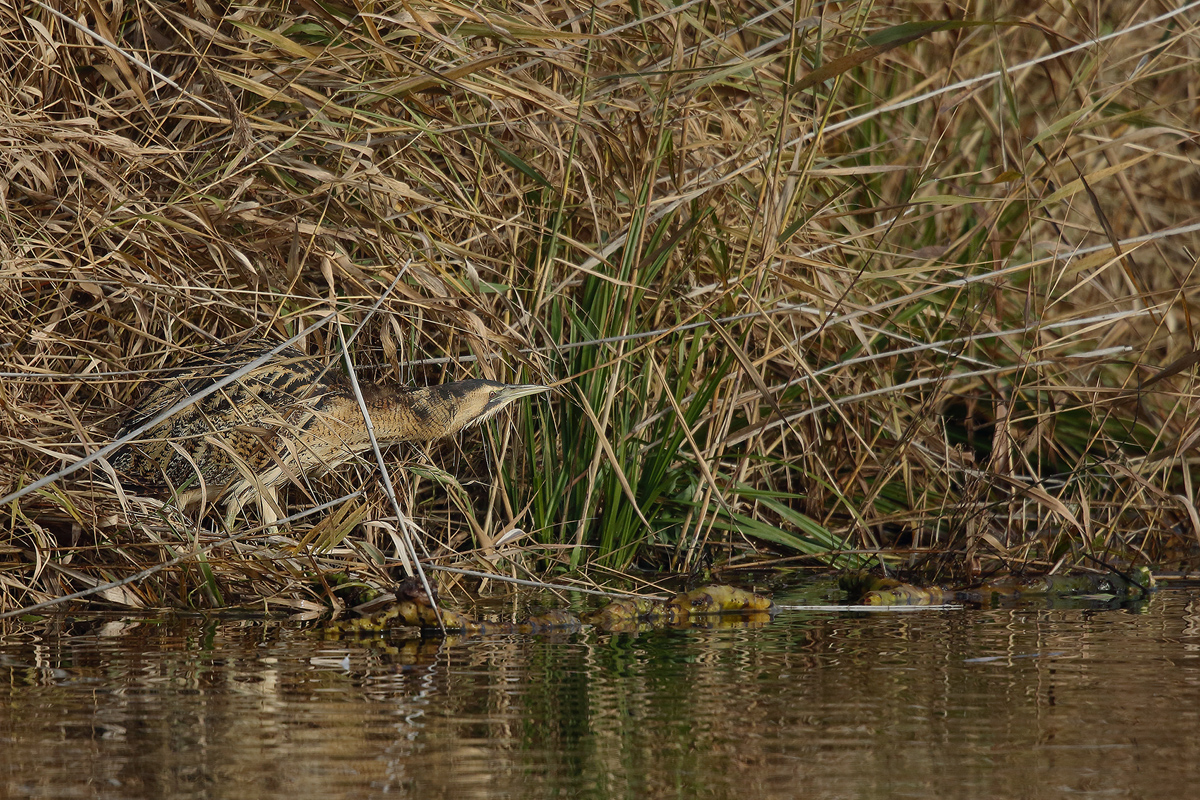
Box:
110 338 548 522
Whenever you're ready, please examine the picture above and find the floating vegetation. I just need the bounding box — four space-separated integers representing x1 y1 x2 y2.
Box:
581 585 776 633
328 584 774 636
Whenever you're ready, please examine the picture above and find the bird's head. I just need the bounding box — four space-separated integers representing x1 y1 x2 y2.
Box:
427 379 549 437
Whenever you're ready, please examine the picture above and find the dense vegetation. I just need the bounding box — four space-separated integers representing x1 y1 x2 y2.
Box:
1 0 1197 611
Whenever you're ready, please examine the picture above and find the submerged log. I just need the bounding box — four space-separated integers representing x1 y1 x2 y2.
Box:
846 568 1156 607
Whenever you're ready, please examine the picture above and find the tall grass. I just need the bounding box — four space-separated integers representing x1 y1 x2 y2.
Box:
0 0 1198 611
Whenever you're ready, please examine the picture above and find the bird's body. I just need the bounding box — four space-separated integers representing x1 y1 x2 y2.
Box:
110 339 546 517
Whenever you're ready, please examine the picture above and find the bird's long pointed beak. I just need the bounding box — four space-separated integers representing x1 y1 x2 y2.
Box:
498 384 551 402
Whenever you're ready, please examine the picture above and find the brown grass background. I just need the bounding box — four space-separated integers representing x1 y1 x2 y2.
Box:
1 0 1199 610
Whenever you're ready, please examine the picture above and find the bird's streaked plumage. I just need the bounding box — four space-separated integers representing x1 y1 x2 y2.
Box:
110 339 547 514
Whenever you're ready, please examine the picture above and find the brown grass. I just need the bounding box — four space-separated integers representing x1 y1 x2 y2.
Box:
1 0 1199 613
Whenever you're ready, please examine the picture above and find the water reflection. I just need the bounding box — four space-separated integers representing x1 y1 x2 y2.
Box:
3 590 1200 798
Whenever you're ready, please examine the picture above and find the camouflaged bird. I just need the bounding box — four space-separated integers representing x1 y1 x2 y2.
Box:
110 339 548 521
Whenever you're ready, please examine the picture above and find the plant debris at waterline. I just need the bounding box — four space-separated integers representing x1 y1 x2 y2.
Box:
1 1 1199 614
329 583 777 637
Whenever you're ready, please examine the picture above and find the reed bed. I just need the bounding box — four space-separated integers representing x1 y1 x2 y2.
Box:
1 0 1198 612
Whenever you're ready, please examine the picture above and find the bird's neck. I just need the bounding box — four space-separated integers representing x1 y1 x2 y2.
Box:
339 383 470 441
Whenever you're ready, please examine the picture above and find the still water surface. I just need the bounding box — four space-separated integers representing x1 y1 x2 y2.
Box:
3 586 1200 799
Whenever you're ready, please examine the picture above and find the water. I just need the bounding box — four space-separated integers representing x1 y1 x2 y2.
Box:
3 587 1200 799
